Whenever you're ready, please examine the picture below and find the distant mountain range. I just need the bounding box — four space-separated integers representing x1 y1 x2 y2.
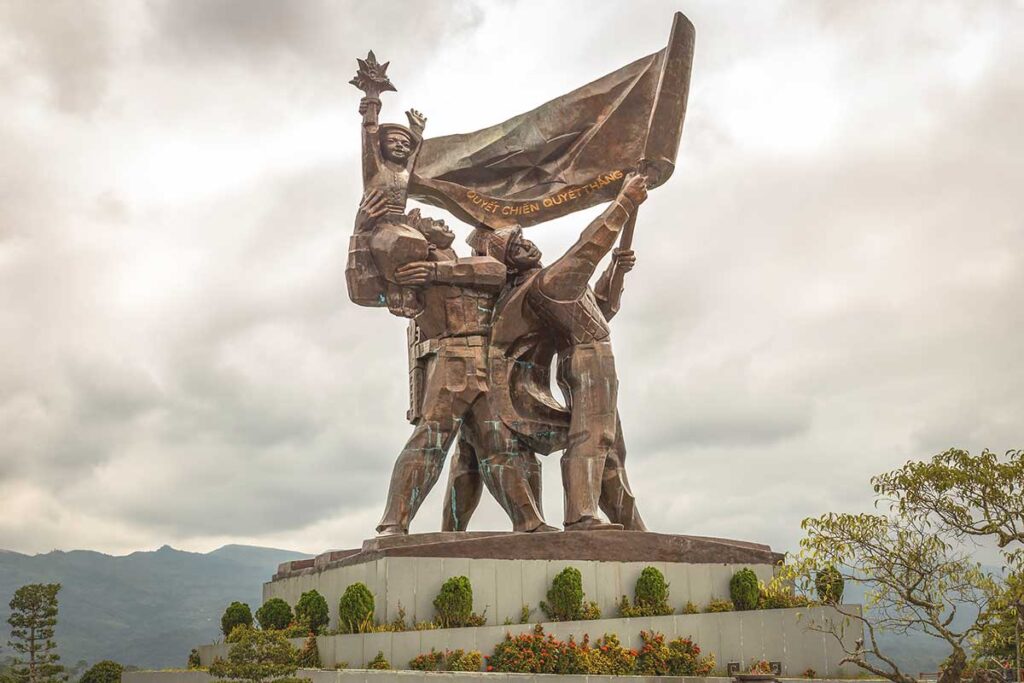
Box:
0 543 960 673
0 544 308 670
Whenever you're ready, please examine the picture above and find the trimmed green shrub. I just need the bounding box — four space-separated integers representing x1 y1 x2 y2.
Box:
221 601 253 637
294 590 329 635
485 625 713 675
409 650 444 671
433 576 473 628
729 568 760 611
366 651 391 670
681 601 699 614
338 582 375 633
295 633 320 668
187 649 202 670
486 625 592 674
79 660 123 683
635 566 671 614
759 580 812 609
704 598 735 613
634 631 716 676
409 649 482 672
446 650 483 672
619 566 673 617
583 633 635 675
815 565 845 604
541 567 584 621
255 598 293 631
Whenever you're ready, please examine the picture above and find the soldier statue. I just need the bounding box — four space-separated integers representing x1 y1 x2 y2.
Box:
450 174 650 531
347 53 553 536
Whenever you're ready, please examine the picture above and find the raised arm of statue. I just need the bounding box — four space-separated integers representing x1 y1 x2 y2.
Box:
537 174 647 302
594 248 636 320
394 256 506 293
360 97 383 186
350 51 398 189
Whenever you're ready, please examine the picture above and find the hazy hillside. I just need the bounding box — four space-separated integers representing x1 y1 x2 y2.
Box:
0 544 308 670
843 574 982 675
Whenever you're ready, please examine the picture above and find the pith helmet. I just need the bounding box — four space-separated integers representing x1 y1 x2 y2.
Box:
378 123 421 151
467 226 522 264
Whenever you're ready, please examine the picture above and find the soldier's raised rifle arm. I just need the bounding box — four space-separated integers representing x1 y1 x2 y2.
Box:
536 193 636 302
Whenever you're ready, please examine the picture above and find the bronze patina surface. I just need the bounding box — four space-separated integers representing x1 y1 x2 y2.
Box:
345 13 696 536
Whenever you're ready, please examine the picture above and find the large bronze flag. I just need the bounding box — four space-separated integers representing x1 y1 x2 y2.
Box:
409 12 695 230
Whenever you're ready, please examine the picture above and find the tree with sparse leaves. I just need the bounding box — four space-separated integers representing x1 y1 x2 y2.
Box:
971 571 1024 665
6 584 67 683
874 447 1024 675
784 510 996 683
873 448 1024 562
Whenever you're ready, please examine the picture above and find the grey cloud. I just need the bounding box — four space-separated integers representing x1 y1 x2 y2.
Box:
1 1 1022 555
147 0 482 87
0 0 117 113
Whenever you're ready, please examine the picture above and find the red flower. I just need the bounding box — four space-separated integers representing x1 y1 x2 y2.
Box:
486 666 493 671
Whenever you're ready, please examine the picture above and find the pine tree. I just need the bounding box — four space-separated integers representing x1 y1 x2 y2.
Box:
6 584 66 683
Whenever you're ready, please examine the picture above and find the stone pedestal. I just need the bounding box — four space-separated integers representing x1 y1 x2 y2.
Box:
190 532 863 676
266 531 783 629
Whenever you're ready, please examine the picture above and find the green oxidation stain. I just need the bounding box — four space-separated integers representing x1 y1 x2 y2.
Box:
514 359 535 369
449 491 460 530
410 487 420 508
377 293 386 305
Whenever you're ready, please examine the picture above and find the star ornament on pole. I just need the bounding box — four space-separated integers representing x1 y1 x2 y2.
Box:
349 50 397 98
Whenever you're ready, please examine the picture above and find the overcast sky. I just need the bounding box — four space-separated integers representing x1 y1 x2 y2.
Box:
0 0 1021 557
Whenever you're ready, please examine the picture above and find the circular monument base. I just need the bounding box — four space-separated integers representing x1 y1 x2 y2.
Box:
273 531 784 580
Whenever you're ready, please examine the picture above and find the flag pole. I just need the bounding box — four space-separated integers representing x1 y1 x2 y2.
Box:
604 9 694 306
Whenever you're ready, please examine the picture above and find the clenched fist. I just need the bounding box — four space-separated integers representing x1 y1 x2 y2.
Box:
620 173 648 206
612 248 636 274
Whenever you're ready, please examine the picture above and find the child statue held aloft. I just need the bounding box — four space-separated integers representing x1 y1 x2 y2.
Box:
345 51 431 318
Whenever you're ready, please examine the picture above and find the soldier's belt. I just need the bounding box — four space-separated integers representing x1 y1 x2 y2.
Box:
411 338 439 359
439 334 488 348
412 334 488 359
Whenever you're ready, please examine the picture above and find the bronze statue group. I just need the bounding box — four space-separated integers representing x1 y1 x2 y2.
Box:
343 35 696 535
347 91 650 537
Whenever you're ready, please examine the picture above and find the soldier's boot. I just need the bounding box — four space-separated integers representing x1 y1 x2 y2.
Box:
563 516 623 532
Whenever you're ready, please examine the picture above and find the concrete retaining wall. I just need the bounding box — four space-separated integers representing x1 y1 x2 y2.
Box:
129 673 867 683
263 556 776 629
198 606 862 676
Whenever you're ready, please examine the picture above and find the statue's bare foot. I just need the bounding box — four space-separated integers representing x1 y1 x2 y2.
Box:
376 525 408 537
563 516 624 532
528 523 560 533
